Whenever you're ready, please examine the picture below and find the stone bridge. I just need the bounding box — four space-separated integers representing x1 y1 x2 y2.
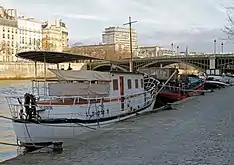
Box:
90 53 234 72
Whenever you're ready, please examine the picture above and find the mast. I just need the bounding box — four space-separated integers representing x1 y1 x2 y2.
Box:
123 17 137 72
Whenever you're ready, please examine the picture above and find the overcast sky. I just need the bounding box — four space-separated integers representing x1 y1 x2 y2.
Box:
2 0 234 52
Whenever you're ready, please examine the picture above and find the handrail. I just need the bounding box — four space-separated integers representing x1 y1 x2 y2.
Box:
5 89 153 101
6 92 156 120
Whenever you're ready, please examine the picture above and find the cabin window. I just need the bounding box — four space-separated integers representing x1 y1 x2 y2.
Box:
113 79 118 90
127 79 132 89
141 79 143 88
135 79 139 88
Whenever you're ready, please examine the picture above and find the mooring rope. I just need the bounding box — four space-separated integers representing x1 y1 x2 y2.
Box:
0 115 15 120
0 141 22 147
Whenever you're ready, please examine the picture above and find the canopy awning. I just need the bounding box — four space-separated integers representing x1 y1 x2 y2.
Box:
16 51 103 64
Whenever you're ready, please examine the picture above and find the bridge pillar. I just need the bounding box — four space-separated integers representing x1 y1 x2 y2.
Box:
209 56 216 69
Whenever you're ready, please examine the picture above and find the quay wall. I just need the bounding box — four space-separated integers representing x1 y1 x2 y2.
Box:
0 62 87 80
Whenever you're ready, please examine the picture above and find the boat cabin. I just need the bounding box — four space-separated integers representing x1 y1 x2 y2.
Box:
43 69 145 99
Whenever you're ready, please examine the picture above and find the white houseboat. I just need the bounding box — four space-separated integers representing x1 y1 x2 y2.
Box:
5 51 159 149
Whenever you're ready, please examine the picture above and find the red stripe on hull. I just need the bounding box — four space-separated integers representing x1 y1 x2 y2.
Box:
157 83 205 101
159 92 186 101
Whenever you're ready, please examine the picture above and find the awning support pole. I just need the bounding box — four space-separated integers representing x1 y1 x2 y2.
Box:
43 53 47 96
34 62 37 79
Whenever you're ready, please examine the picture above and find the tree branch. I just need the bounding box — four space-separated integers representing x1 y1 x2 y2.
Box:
223 3 234 41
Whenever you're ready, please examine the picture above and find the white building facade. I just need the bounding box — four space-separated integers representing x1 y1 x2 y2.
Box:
42 19 68 52
18 17 42 52
0 6 18 61
102 27 138 52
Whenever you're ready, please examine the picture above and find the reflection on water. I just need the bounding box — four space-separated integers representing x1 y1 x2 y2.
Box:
0 80 31 162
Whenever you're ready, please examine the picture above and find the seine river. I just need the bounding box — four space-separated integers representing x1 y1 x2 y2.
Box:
0 81 31 162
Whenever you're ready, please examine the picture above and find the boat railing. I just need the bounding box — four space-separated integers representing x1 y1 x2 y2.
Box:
5 89 154 120
158 84 182 94
32 79 59 96
5 89 155 120
47 95 155 118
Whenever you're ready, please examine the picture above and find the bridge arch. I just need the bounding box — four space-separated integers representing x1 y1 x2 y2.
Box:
141 60 205 72
92 64 128 72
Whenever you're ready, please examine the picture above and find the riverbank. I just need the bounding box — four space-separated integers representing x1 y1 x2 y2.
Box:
0 62 86 80
1 86 232 165
0 77 56 80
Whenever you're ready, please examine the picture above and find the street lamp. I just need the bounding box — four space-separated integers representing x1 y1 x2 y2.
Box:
176 46 179 55
214 39 216 54
221 42 224 53
171 43 174 51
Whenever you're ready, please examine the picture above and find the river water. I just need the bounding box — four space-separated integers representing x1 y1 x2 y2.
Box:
0 81 31 162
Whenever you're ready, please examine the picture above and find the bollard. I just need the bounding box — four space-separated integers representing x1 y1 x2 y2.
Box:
52 141 63 153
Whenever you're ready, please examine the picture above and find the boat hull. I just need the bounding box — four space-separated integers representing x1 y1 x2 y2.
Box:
12 99 155 148
156 92 186 105
204 81 229 90
156 82 204 105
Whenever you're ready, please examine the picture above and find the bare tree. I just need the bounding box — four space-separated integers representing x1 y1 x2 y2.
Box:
0 41 4 52
65 45 130 61
0 41 11 55
42 40 55 51
224 5 234 40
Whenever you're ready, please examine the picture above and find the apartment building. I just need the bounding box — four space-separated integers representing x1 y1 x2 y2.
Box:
18 16 42 52
102 26 138 52
42 19 68 52
0 6 18 61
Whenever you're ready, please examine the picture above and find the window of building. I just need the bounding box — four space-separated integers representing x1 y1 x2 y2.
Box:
7 34 10 39
135 79 139 88
141 79 143 88
3 34 5 38
7 28 9 32
113 79 118 91
12 35 14 40
3 27 5 32
127 79 132 89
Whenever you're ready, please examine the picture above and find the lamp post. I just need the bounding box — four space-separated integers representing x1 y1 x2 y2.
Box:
221 42 224 53
171 43 174 51
123 17 137 72
214 39 216 54
176 46 179 55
